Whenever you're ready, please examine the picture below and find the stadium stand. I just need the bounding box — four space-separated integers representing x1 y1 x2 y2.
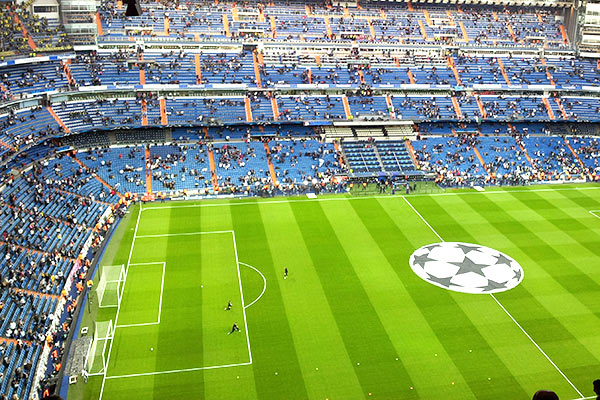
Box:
0 0 597 397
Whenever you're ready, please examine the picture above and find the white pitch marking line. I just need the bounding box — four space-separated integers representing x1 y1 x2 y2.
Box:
98 203 143 400
115 262 165 327
135 230 234 238
401 195 586 399
158 262 165 323
589 210 600 219
105 362 252 380
239 262 267 309
140 186 600 211
116 322 160 328
402 196 444 242
129 262 166 266
490 294 584 398
232 231 253 364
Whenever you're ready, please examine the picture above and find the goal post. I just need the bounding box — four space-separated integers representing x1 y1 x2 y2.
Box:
85 320 115 376
96 264 126 308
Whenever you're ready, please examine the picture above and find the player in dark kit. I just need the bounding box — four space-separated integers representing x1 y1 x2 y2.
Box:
284 267 288 280
228 322 240 335
224 300 232 311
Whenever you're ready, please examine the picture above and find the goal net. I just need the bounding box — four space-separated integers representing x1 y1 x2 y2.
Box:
96 264 125 308
85 320 115 375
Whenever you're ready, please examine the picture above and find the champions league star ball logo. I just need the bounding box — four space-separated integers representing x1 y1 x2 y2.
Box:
409 242 523 294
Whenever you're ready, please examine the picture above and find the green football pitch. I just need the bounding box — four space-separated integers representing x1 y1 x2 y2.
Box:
71 184 600 400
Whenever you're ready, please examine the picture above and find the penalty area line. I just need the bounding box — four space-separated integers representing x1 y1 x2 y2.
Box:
98 204 143 400
115 262 165 328
135 230 234 238
116 322 159 328
589 210 600 219
232 231 253 365
401 195 585 399
105 361 253 380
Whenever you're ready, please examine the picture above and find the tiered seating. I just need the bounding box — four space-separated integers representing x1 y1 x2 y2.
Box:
199 52 254 85
0 341 42 400
455 56 505 85
114 129 166 145
412 136 486 178
0 7 28 55
261 64 305 86
269 139 343 184
51 51 600 91
342 141 382 174
24 155 120 203
63 132 112 149
97 1 570 49
547 57 600 87
249 96 275 122
166 98 247 124
0 107 62 156
568 136 600 175
144 53 197 85
376 141 416 173
277 95 346 121
0 61 69 96
409 65 455 86
16 11 69 50
54 99 143 131
214 141 270 189
6 1 600 397
0 147 121 399
392 96 456 120
560 97 600 120
475 136 531 177
149 143 213 192
479 96 547 121
77 147 146 194
503 58 552 86
348 96 389 119
520 135 582 177
68 52 140 86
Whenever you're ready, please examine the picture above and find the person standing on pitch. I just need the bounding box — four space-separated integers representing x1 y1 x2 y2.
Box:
224 300 232 311
228 322 240 335
284 267 288 280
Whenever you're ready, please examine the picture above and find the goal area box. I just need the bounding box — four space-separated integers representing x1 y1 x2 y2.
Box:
96 264 125 308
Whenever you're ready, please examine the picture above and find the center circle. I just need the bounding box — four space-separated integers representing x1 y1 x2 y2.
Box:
409 242 524 294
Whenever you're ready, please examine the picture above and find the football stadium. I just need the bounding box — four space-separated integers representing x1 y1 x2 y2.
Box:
0 0 599 398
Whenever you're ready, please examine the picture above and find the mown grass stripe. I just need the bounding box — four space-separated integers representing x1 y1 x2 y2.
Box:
352 197 529 399
290 201 419 399
155 210 205 397
472 192 600 311
557 187 600 210
229 202 309 400
323 199 477 399
258 202 365 399
505 191 600 283
453 194 599 396
406 195 589 398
